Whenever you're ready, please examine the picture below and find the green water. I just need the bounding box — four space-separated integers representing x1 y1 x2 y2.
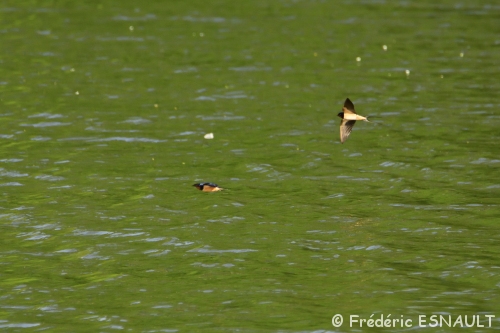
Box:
1 1 499 332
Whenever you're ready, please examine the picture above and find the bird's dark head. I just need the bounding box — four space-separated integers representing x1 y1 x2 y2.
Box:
337 112 344 119
192 183 203 190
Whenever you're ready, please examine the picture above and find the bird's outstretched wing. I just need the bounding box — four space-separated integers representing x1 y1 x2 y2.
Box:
343 98 356 114
340 119 356 143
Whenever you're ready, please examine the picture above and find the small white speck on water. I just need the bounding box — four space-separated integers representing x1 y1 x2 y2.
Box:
405 69 410 76
199 32 204 37
356 57 361 62
382 45 387 51
460 52 464 57
75 91 79 95
204 133 214 139
129 26 134 31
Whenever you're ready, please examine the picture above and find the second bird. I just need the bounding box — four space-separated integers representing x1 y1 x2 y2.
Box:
193 182 223 192
337 98 370 143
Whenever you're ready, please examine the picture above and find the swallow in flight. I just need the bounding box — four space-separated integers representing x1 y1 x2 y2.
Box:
192 182 223 192
337 98 370 143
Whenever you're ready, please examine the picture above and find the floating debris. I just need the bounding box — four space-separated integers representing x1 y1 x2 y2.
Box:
204 133 214 139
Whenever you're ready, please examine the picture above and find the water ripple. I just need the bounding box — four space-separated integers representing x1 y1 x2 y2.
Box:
121 117 151 124
470 158 500 164
229 66 272 72
35 175 65 181
188 246 257 253
0 158 22 163
196 114 245 121
0 323 40 328
172 15 240 23
174 67 197 73
19 232 51 240
0 169 28 177
96 36 145 42
246 164 290 180
0 182 23 186
73 230 113 236
207 216 245 224
195 91 250 101
112 14 157 21
163 238 194 247
28 113 63 119
21 122 71 127
88 137 166 143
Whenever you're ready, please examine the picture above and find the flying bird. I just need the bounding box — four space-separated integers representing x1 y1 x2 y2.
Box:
192 182 223 192
337 98 370 143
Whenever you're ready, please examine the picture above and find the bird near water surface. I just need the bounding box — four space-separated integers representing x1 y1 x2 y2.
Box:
337 98 370 143
193 182 223 192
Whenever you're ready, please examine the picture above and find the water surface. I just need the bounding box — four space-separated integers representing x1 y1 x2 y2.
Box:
1 1 499 332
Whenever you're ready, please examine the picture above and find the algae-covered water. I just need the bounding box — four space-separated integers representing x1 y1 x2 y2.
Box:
1 1 499 332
